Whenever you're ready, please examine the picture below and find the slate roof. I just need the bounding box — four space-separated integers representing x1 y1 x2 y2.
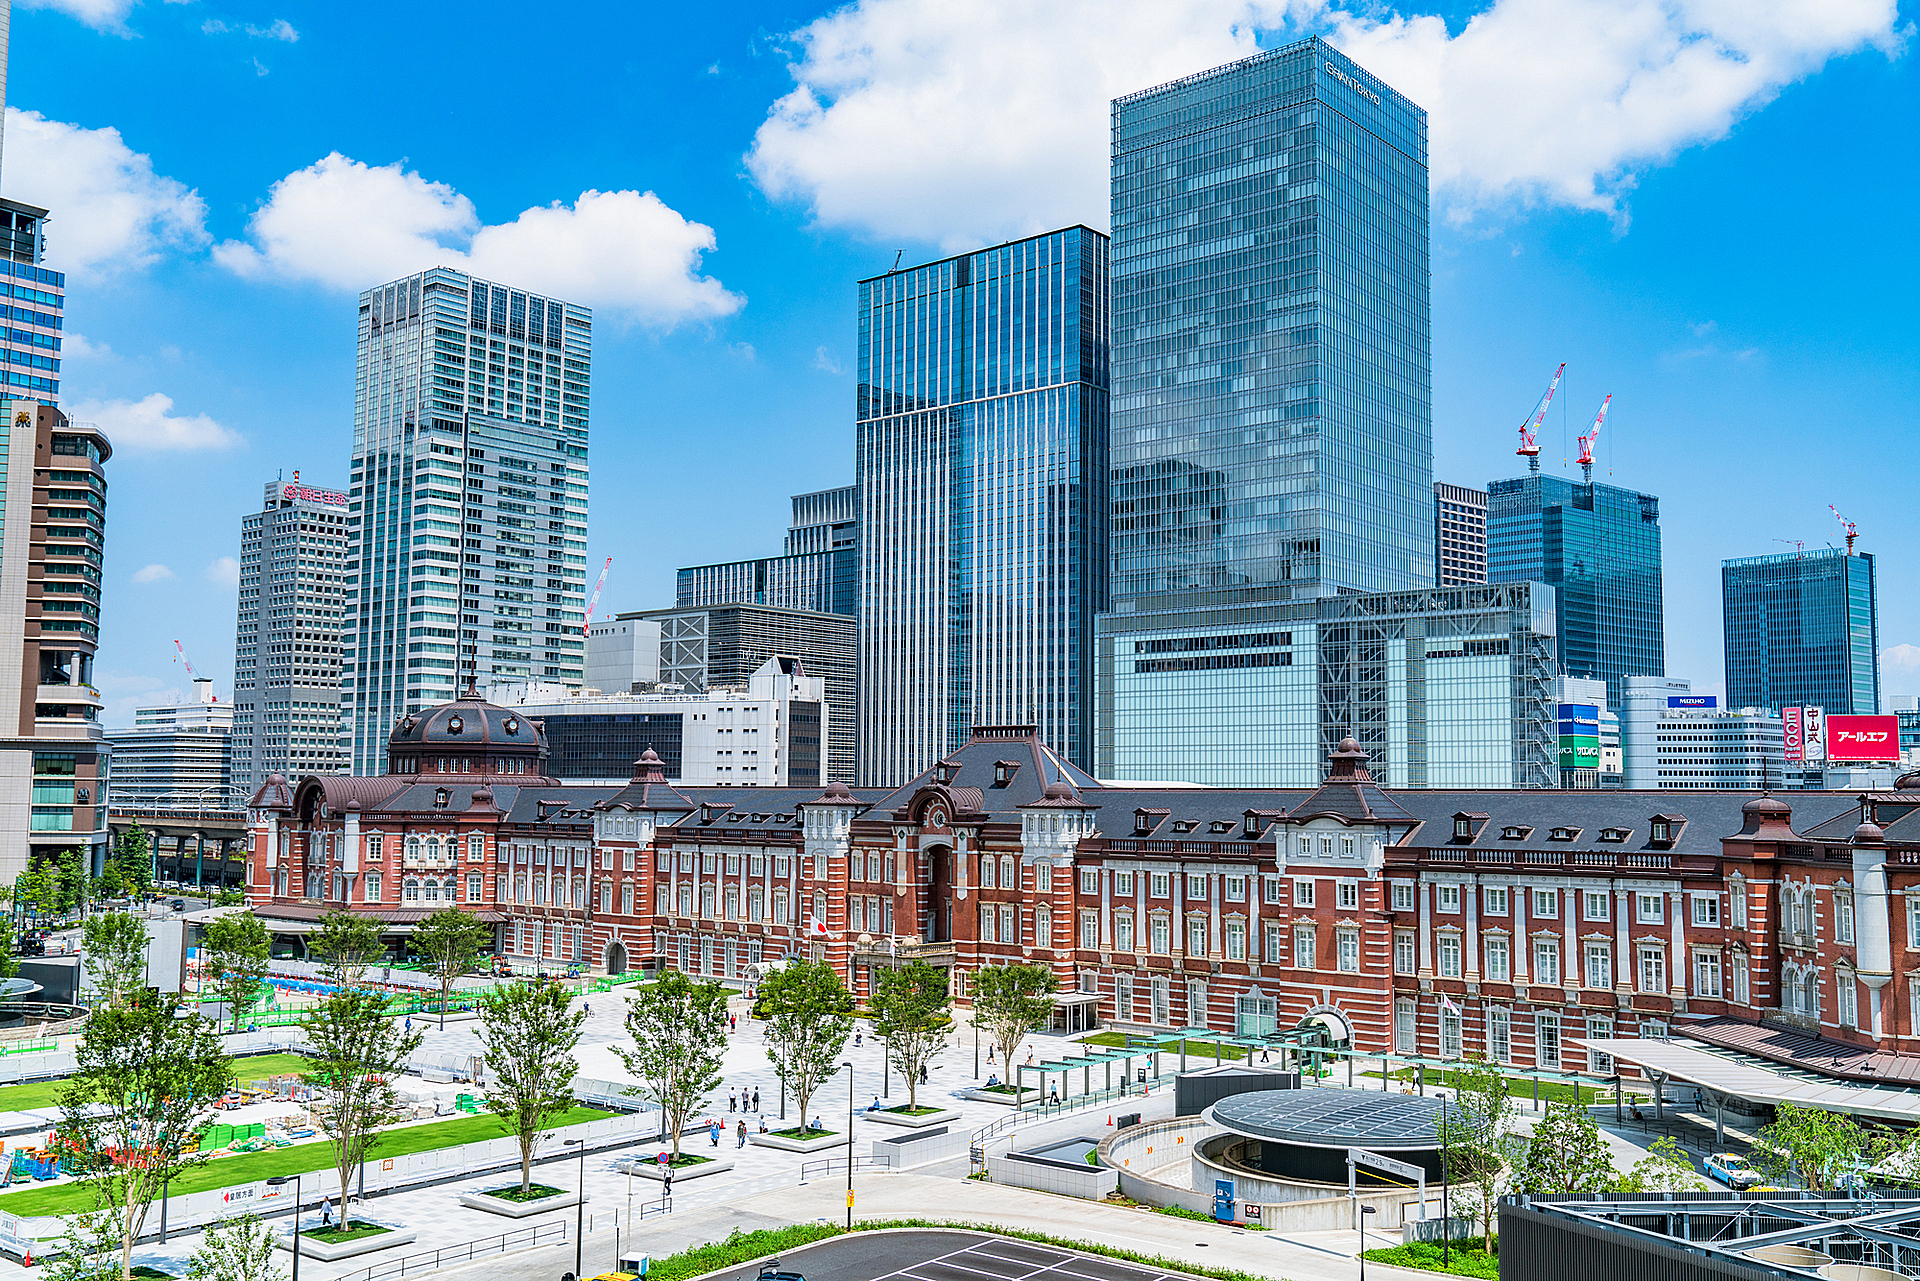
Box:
596 750 696 813
1685 1017 1920 1087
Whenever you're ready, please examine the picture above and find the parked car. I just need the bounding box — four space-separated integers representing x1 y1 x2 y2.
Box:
169 899 187 912
1704 1153 1765 1189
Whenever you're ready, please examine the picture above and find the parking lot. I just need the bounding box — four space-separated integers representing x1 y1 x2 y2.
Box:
699 1230 1220 1281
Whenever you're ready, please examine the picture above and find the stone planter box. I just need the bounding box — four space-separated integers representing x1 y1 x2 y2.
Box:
862 1106 961 1129
748 1128 850 1154
618 1154 734 1181
278 1224 418 1261
457 1188 588 1218
959 1088 1026 1107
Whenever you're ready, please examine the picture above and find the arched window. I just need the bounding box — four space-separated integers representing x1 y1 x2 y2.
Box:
406 835 421 861
425 835 441 861
1801 970 1820 1016
572 878 585 909
403 878 420 902
424 879 442 902
513 873 526 903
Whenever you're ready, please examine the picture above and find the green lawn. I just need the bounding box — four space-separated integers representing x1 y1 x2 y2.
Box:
306 1221 391 1245
0 1053 314 1115
0 1105 614 1215
1080 1033 1249 1063
1380 1067 1608 1107
1360 1239 1498 1279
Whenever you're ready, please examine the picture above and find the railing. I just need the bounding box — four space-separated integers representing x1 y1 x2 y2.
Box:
797 1153 894 1182
329 1220 567 1281
1105 840 1229 854
1416 848 1673 871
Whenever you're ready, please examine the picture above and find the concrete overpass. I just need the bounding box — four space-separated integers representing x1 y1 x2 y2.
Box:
106 806 248 888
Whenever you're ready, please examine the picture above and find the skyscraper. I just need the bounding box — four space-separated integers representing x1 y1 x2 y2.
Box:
1485 475 1663 710
856 226 1110 786
1723 547 1879 715
233 476 351 795
676 485 858 616
1435 483 1487 586
344 269 591 774
1096 39 1432 778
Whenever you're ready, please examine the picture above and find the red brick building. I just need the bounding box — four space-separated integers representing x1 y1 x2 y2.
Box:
247 691 1920 1076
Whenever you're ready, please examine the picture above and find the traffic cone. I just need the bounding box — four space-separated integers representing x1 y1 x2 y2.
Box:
1106 1115 1112 1126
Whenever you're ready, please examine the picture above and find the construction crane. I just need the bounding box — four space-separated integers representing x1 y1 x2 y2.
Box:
1515 362 1566 473
581 557 613 637
172 640 199 679
1575 394 1611 483
1830 505 1858 556
1773 539 1805 559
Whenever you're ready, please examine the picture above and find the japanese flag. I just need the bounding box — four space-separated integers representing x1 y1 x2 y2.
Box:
807 914 833 939
1440 993 1461 1017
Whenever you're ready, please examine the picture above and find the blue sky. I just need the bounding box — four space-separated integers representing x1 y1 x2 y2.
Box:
16 0 1916 724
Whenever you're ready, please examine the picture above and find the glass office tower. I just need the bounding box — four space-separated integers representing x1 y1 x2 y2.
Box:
1723 548 1878 715
1096 38 1434 781
856 227 1109 786
1486 475 1662 711
677 485 858 616
345 269 591 773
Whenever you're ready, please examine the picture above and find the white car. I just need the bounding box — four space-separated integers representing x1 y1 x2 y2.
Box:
1704 1153 1764 1189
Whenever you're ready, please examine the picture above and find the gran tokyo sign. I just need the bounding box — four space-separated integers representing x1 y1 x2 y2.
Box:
1324 60 1382 105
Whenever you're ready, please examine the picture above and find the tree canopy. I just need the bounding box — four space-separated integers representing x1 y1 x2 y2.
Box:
760 958 854 1131
970 963 1057 1078
615 971 727 1159
200 911 271 1031
867 961 952 1110
477 979 586 1193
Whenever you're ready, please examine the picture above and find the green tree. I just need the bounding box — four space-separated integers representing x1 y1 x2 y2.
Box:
93 860 125 903
1754 1101 1870 1191
760 958 854 1132
300 988 422 1210
19 858 59 918
57 991 233 1281
477 979 587 1193
39 1209 122 1281
200 911 271 1031
185 1212 285 1281
867 960 952 1111
1521 1101 1617 1195
56 848 89 917
614 971 727 1159
971 962 1058 1085
308 910 385 989
1622 1135 1709 1193
0 915 19 980
80 912 149 1010
409 907 490 1028
213 886 245 907
1437 1058 1526 1254
114 827 154 899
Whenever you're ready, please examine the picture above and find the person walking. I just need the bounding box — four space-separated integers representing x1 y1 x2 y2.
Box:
736 1120 747 1148
709 1119 722 1147
752 1088 761 1112
728 1091 737 1113
320 1197 334 1229
855 1030 863 1047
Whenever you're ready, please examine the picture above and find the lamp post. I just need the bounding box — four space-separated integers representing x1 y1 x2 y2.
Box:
842 1060 855 1230
266 1173 303 1281
565 1138 585 1281
1439 1095 1451 1267
1359 1204 1377 1281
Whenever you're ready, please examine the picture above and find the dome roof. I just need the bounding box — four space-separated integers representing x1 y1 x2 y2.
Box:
1742 796 1792 817
389 693 546 754
1855 820 1886 844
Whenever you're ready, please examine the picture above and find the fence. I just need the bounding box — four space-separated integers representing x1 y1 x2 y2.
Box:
797 1154 893 1183
328 1220 567 1281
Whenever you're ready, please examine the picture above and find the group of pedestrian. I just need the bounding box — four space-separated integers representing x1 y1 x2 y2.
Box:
726 1087 761 1113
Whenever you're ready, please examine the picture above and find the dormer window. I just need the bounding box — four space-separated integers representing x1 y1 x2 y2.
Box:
1133 809 1168 836
1454 817 1473 839
1548 827 1579 842
1209 820 1234 834
434 788 449 809
504 718 519 735
1500 826 1528 841
1651 818 1673 844
934 761 958 785
993 760 1020 787
1598 827 1630 843
1243 811 1268 839
447 715 464 734
700 803 721 824
1173 820 1198 834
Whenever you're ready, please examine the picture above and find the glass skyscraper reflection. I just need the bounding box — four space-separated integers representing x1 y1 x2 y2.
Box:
857 227 1109 785
1097 39 1441 782
1723 548 1879 715
1485 475 1663 712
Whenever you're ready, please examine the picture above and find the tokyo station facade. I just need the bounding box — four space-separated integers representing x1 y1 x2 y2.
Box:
247 689 1920 1079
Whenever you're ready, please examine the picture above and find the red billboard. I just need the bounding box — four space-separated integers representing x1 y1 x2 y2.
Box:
1826 715 1900 762
1783 707 1803 762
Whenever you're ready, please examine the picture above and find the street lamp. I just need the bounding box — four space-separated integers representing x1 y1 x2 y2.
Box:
842 1060 855 1230
1359 1205 1377 1281
565 1138 586 1281
266 1173 303 1281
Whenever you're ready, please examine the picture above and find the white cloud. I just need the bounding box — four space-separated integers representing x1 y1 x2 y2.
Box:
67 393 242 451
131 563 176 583
746 0 1900 247
205 557 241 588
64 334 114 362
813 345 844 375
3 108 209 278
205 17 298 39
216 154 744 325
1884 644 1920 673
17 0 133 34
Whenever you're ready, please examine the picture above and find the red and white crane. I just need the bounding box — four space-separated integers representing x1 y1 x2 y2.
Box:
1576 394 1611 483
1515 362 1566 473
172 640 199 679
1830 505 1858 556
581 557 613 637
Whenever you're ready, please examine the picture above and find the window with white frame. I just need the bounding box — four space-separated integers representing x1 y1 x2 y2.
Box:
1587 1018 1615 1074
1080 869 1098 895
1585 942 1612 990
1337 928 1360 972
1225 876 1246 903
1226 920 1246 961
1265 923 1286 964
1732 951 1750 1004
364 872 381 901
1395 930 1416 974
1392 882 1415 911
1294 925 1316 970
1730 880 1746 928
1438 884 1460 912
1342 835 1356 858
1489 1007 1512 1061
1000 903 1016 944
1294 879 1316 907
1694 949 1723 998
1395 998 1416 1054
1187 916 1208 956
1002 855 1019 888
1534 938 1561 985
1150 872 1170 898
1484 887 1508 915
1036 863 1054 893
368 836 384 862
1639 945 1667 993
466 873 482 902
1320 835 1334 857
1151 914 1171 955
1438 933 1461 978
1187 874 1207 900
1115 871 1134 896
1692 894 1721 927
1840 972 1858 1028
1533 889 1558 919
1584 891 1609 921
978 857 995 890
1836 892 1855 944
1036 905 1051 945
1537 1013 1561 1069
1638 893 1664 924
1337 881 1359 910
1440 1008 1462 1059
1079 910 1098 950
1265 875 1285 904
1116 913 1135 953
1484 935 1510 982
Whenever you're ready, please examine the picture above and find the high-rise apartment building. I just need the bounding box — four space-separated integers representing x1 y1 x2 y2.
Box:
676 485 858 616
1097 40 1433 776
1435 483 1487 586
344 269 591 774
107 679 233 808
0 202 59 405
1723 547 1879 716
1486 475 1663 711
0 401 111 878
233 477 351 794
857 226 1110 785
